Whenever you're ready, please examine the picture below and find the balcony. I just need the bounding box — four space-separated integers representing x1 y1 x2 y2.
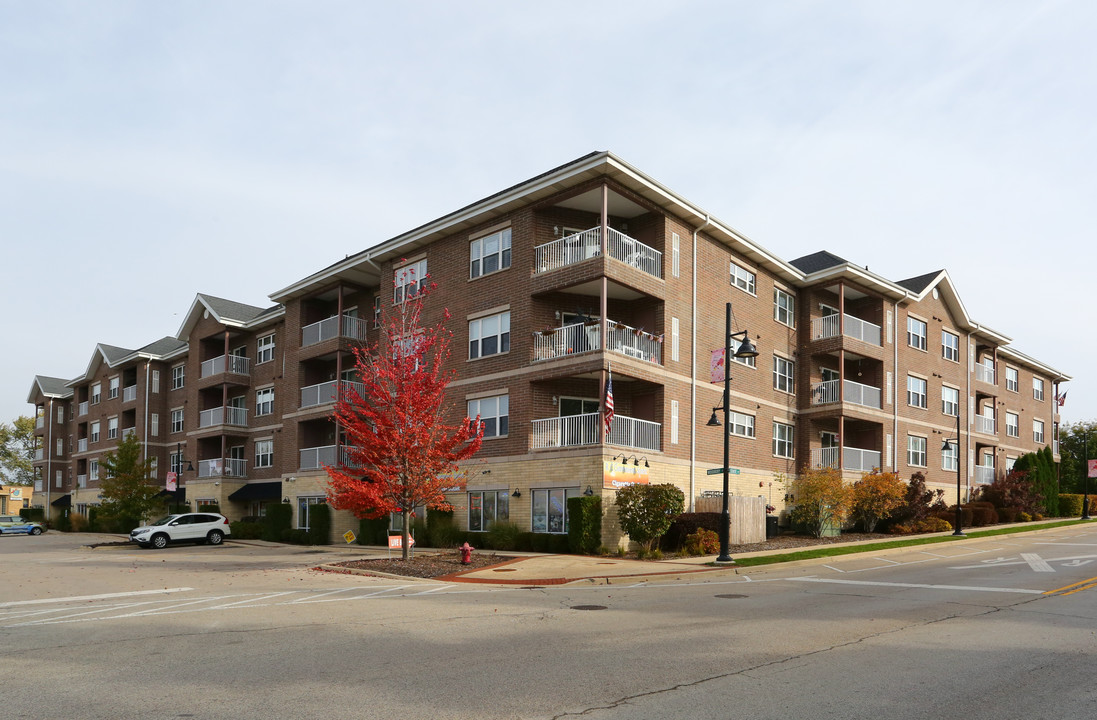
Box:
79 401 88 417
78 438 88 452
123 385 138 402
529 413 660 452
201 354 252 379
809 379 882 409
811 313 882 346
197 458 247 478
974 465 996 484
812 446 882 473
299 445 360 471
974 415 996 435
302 314 369 348
198 406 248 428
36 416 44 429
532 320 662 364
300 380 366 409
34 448 43 460
122 427 136 440
975 364 995 385
534 227 662 279
77 474 87 489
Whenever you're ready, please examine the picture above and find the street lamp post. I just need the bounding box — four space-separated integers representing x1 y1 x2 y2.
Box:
941 410 965 537
706 302 758 564
1083 429 1091 520
172 441 195 508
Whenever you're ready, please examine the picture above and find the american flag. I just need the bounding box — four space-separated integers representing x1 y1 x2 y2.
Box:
604 370 614 436
1057 390 1068 407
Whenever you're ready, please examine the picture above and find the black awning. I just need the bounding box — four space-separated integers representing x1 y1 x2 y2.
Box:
228 481 283 502
51 494 72 507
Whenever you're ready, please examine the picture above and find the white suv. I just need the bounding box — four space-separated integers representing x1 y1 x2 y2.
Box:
130 513 231 549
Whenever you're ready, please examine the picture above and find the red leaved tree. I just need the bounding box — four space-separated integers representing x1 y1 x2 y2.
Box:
325 283 483 559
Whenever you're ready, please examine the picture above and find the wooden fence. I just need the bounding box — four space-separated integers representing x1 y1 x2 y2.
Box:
694 496 766 544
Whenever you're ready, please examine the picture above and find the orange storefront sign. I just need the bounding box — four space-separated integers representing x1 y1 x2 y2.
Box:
603 461 650 490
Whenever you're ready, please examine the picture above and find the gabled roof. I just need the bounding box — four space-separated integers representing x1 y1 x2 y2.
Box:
895 269 945 294
789 251 849 274
175 293 283 340
27 375 73 403
138 336 188 357
64 336 191 387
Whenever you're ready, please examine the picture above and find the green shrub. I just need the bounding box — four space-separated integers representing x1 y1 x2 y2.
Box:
280 528 310 545
411 517 428 546
635 546 649 560
230 521 263 539
615 483 685 551
486 520 522 550
515 532 534 552
357 516 390 545
263 503 293 542
529 533 550 553
20 507 45 522
426 509 461 547
1059 494 1084 517
891 517 953 534
567 496 603 554
662 512 722 551
197 504 220 513
997 507 1018 523
54 510 72 532
963 502 999 527
87 506 101 532
548 534 570 553
70 513 88 532
306 503 331 545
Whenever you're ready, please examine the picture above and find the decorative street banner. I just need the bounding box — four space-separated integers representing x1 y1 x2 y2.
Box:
1088 459 1097 479
710 348 726 384
166 471 177 491
603 461 650 489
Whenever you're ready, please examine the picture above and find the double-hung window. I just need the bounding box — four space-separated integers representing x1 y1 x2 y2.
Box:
942 386 959 416
1033 377 1045 401
91 383 101 404
108 377 120 399
394 259 427 304
908 435 927 467
257 334 275 364
1006 367 1019 392
255 440 273 468
171 365 185 390
469 312 510 359
773 356 795 393
107 417 118 440
1006 412 1019 438
732 336 757 367
729 412 755 438
942 440 958 471
774 288 795 327
1033 419 1045 443
907 375 927 409
89 459 99 482
468 490 509 532
90 421 100 443
942 330 960 362
468 395 509 438
907 317 927 350
773 421 794 458
171 408 184 433
470 228 511 278
255 388 274 417
730 262 756 294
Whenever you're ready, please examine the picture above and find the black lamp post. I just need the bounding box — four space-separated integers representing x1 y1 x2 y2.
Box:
941 410 965 536
705 302 759 563
173 441 195 506
1083 429 1091 520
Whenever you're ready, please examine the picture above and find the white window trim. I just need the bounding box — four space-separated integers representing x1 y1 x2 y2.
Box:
730 261 757 295
469 311 511 360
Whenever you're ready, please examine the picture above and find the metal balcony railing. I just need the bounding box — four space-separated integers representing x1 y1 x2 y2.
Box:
810 313 882 346
810 379 881 409
302 314 369 347
974 415 996 434
78 438 88 452
123 385 138 402
974 465 996 484
300 380 366 409
197 458 248 478
79 402 88 417
299 445 361 470
534 227 661 279
198 406 248 428
530 413 660 452
975 364 995 384
201 355 252 379
77 474 87 489
812 446 882 473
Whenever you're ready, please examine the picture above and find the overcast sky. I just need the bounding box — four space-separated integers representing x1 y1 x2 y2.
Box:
2 1 1093 428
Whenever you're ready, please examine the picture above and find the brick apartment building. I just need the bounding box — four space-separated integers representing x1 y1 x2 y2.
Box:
28 152 1070 545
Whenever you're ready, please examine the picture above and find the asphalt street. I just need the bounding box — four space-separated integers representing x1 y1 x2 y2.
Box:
2 526 1095 719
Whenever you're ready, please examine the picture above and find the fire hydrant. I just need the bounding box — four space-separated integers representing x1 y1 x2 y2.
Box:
460 541 474 565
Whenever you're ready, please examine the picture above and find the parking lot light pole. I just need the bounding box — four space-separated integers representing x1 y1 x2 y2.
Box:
706 302 758 564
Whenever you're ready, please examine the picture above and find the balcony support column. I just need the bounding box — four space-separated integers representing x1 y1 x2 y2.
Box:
838 415 845 473
838 281 845 338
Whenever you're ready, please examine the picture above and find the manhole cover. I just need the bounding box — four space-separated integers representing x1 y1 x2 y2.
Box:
492 568 517 572
596 562 618 565
714 594 747 599
570 605 608 611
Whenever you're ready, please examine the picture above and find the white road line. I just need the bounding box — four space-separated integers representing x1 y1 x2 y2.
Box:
113 596 235 618
788 577 1044 594
1021 553 1056 572
0 588 194 608
284 587 359 604
208 592 298 609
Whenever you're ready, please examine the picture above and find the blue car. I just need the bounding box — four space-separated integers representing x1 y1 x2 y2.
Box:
0 515 46 535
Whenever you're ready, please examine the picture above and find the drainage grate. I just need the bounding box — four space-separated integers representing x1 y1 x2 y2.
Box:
570 604 608 611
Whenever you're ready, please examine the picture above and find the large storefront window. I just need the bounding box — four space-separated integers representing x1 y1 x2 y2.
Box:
297 496 326 530
468 490 509 532
532 488 579 534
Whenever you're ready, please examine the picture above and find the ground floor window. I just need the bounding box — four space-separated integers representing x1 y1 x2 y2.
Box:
249 501 268 517
469 490 509 532
297 496 326 530
532 487 579 534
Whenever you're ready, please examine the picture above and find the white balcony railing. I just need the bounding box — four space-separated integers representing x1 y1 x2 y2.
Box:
299 445 361 471
78 401 88 417
811 313 882 346
198 406 248 428
122 427 136 440
123 385 138 402
529 413 660 452
78 438 88 452
607 322 662 364
975 364 995 385
532 322 600 361
810 379 881 409
34 448 43 460
197 458 248 478
201 354 252 379
974 415 996 435
974 465 996 484
36 416 44 429
533 227 661 279
77 474 87 489
302 314 369 348
812 446 882 473
300 380 366 409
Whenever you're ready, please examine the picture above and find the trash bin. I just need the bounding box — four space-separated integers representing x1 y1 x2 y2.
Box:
766 515 779 539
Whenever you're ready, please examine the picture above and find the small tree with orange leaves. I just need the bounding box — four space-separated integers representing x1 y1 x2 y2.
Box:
789 466 852 538
851 470 907 532
325 282 483 559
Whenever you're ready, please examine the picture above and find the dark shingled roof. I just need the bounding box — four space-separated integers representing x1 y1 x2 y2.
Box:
896 270 943 294
789 251 849 274
198 294 273 323
35 376 73 397
139 336 188 356
98 344 134 364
